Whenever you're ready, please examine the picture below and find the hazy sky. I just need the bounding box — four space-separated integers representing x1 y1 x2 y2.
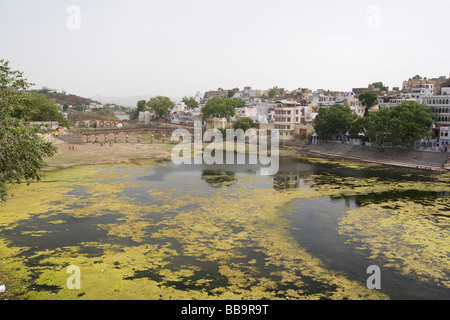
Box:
1 0 449 99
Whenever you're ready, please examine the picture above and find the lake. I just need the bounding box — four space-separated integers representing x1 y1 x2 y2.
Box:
0 156 448 300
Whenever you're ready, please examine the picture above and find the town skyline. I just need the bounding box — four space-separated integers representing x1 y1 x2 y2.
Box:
35 71 448 108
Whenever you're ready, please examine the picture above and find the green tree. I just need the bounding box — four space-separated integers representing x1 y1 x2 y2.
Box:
182 97 199 109
233 117 254 131
314 104 356 141
22 92 69 127
147 96 175 119
130 99 148 120
74 103 84 112
365 101 433 148
201 97 237 121
348 116 368 138
0 59 57 203
268 86 279 99
227 90 235 98
358 91 379 117
137 99 146 110
234 98 246 109
370 82 389 92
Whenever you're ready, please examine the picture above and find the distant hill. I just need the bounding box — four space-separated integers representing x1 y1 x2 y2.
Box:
33 90 100 106
91 95 184 107
91 95 153 108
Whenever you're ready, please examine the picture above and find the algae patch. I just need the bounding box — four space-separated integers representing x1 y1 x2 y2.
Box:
0 159 448 300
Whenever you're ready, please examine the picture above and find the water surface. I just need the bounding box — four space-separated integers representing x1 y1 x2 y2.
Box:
0 156 448 300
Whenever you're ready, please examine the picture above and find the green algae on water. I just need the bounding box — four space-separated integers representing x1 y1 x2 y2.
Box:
0 159 448 300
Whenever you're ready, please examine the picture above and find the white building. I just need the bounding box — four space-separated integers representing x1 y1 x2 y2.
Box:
439 127 450 151
412 83 435 100
422 89 450 127
236 106 258 119
138 111 152 124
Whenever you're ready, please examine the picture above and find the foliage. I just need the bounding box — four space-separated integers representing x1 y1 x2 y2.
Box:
348 116 368 138
34 90 99 108
233 117 254 132
370 82 389 92
233 98 246 109
268 86 279 99
21 92 69 127
358 91 378 117
365 101 434 148
0 59 57 202
130 99 148 120
147 96 175 118
227 90 236 98
68 108 118 121
314 104 356 141
182 97 199 109
201 97 237 121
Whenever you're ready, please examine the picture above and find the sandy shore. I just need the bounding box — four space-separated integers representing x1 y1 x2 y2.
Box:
42 138 174 170
43 138 449 172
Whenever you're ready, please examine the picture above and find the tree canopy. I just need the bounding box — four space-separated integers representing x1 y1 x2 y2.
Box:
358 91 379 117
182 97 199 109
201 97 238 121
130 99 147 120
147 96 175 118
233 117 254 132
365 101 434 148
22 92 69 127
0 59 57 202
268 87 279 99
314 104 356 141
370 82 389 92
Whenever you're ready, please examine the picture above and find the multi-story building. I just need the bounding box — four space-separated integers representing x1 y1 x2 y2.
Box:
273 100 312 140
422 95 450 127
402 75 448 95
439 127 450 151
412 84 435 100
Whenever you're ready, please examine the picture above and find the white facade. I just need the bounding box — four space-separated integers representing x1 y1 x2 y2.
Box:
412 84 434 100
422 94 450 127
441 87 450 96
138 111 152 124
236 106 258 118
439 127 450 151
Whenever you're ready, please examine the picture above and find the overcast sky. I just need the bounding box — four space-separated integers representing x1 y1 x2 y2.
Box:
1 0 449 100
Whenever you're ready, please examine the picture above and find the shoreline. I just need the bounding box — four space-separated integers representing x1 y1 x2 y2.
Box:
42 138 449 173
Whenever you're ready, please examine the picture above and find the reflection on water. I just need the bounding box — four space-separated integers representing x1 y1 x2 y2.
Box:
0 156 448 300
201 170 237 188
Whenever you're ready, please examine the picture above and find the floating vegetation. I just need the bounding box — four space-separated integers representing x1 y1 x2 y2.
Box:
0 158 448 300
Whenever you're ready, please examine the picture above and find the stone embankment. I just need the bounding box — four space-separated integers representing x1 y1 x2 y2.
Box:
306 144 449 172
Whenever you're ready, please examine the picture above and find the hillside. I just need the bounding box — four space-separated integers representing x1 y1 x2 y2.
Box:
33 89 100 106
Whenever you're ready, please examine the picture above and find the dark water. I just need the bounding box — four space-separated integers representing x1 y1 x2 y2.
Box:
0 155 449 299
